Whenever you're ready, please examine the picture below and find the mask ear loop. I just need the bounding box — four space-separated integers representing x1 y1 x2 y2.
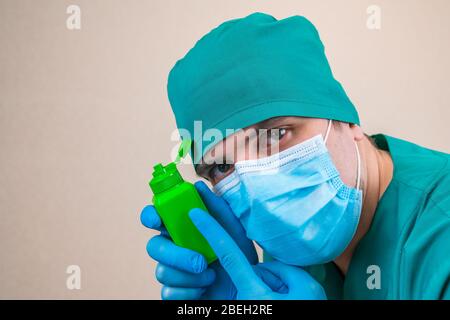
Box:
324 120 332 143
355 141 361 191
324 119 361 191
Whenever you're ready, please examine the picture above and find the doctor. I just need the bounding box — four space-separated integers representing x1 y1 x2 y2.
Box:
141 13 450 299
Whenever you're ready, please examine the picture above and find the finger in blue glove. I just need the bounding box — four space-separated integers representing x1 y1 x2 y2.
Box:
189 208 326 300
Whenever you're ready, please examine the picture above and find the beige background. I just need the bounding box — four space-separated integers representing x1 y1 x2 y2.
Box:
0 0 449 299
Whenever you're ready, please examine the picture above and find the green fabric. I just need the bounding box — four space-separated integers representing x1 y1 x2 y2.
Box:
167 12 359 163
307 134 450 299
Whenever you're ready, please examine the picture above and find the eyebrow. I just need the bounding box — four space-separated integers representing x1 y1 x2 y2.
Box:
195 117 291 178
252 116 288 129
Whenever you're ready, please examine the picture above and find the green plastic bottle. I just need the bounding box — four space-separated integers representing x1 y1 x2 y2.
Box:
149 140 217 264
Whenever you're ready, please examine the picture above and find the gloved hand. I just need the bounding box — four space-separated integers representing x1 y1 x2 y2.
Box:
140 181 258 300
189 208 327 300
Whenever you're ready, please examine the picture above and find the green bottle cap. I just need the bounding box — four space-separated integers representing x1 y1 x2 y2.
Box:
149 140 192 194
149 162 183 194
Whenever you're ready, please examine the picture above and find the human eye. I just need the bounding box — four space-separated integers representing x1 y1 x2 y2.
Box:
268 127 287 145
209 163 235 183
258 127 288 149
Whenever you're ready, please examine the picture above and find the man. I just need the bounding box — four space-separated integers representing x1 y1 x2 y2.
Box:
140 12 450 299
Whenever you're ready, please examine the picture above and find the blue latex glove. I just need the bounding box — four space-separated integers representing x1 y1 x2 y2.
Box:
189 208 327 300
141 181 259 300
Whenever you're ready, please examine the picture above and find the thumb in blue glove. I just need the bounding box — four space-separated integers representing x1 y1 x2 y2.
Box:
189 208 327 300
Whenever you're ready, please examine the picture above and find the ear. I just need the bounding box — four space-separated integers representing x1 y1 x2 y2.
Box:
349 124 365 141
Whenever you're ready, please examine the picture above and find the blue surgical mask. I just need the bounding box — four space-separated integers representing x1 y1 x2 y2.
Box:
213 120 363 266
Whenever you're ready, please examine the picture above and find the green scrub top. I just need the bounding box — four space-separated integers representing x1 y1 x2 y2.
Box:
296 134 450 299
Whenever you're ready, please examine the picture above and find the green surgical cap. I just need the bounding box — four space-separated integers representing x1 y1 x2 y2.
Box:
167 12 359 163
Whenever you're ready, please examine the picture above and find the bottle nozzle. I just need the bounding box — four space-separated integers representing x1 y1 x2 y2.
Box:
152 163 165 177
149 140 191 194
